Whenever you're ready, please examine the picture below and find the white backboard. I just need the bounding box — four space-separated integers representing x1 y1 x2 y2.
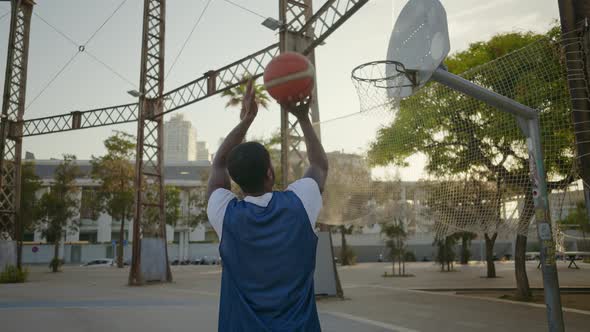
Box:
386 0 450 97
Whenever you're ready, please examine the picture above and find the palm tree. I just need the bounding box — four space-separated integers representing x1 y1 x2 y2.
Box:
221 76 270 109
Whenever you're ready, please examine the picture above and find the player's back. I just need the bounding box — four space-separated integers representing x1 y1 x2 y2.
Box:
218 190 321 332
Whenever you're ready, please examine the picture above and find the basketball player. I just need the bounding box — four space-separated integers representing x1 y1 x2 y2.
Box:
207 79 328 331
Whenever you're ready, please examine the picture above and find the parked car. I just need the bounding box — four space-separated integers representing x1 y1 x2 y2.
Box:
191 258 203 265
171 259 193 266
81 259 114 267
201 256 221 265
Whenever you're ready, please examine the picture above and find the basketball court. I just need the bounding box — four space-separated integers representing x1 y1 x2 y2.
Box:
2 264 590 332
1 0 589 331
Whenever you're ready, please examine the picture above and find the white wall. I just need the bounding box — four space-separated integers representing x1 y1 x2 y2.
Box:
20 242 219 264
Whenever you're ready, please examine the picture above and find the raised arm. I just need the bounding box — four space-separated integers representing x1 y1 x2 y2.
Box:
284 100 329 192
207 80 258 198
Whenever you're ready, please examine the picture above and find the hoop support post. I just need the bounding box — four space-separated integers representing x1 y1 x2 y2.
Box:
429 65 564 332
431 67 537 119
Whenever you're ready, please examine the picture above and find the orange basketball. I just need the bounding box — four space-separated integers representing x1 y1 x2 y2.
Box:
263 52 315 103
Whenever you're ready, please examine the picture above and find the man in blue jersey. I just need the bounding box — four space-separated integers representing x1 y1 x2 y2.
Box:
207 79 328 332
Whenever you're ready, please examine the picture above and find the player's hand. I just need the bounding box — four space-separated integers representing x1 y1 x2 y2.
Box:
282 97 311 120
240 79 258 123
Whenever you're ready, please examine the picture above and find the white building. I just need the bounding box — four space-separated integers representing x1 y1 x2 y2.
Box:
196 141 210 162
24 159 216 264
164 114 197 162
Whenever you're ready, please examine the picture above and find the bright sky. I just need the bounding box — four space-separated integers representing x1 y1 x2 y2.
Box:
0 0 559 180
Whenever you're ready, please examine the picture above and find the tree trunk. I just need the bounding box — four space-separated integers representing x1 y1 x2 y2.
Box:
389 249 397 275
460 236 469 264
515 234 531 299
397 238 401 275
484 233 497 278
402 257 405 276
340 226 347 265
515 192 534 300
117 217 124 268
52 241 59 273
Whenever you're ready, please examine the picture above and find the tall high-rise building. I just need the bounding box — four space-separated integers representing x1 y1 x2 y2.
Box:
196 141 210 162
164 114 197 162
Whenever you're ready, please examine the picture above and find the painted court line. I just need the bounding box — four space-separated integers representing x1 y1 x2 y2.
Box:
322 311 420 332
345 284 590 317
0 299 203 310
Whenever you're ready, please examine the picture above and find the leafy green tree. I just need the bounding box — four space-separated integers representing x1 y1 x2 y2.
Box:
369 28 572 299
165 186 182 227
381 220 408 275
19 161 42 238
17 161 42 268
435 235 458 272
221 76 270 110
456 232 477 264
424 179 501 277
335 225 356 266
559 202 590 246
187 190 209 230
90 132 135 268
36 155 80 272
80 188 102 221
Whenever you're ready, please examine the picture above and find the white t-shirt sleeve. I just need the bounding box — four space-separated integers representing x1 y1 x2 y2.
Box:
287 178 323 228
206 188 236 241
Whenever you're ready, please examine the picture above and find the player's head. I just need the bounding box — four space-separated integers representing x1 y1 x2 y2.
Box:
228 142 275 194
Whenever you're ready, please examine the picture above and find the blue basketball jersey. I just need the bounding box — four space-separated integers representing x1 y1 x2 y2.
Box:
218 190 321 332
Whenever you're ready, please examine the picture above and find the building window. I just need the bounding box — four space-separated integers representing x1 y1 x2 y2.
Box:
23 233 34 242
80 188 99 220
79 231 98 243
111 232 128 241
205 229 219 243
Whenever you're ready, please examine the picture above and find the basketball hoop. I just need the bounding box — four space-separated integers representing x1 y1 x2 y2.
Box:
351 60 419 113
351 0 450 113
350 0 565 326
351 60 418 89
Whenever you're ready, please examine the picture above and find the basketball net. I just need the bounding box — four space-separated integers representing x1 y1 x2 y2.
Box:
351 60 414 114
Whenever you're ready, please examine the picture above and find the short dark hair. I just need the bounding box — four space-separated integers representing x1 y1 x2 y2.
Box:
227 142 271 193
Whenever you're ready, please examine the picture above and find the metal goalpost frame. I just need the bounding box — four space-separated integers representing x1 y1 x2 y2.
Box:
557 0 590 229
431 67 565 332
0 0 34 271
129 0 172 285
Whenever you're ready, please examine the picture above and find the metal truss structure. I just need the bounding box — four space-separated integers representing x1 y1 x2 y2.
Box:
129 0 171 285
0 0 34 269
18 0 369 138
1 0 370 281
279 0 322 188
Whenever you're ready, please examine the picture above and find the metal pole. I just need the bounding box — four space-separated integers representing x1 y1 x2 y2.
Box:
431 67 537 119
129 0 170 285
279 0 320 186
0 0 34 270
526 117 565 332
279 0 289 189
558 0 590 221
278 0 342 297
431 65 565 331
